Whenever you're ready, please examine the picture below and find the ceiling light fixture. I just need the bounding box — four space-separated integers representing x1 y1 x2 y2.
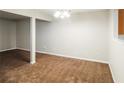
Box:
54 11 61 18
54 10 71 19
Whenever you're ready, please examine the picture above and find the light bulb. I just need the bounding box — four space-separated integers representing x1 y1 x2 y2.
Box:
60 14 65 19
63 11 70 18
54 11 61 18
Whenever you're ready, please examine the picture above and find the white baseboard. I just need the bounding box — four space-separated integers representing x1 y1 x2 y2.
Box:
2 48 109 64
0 48 16 52
16 48 30 51
16 48 108 64
37 51 108 64
109 64 117 83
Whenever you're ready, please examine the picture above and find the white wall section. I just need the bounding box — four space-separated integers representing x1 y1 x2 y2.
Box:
0 19 16 51
109 10 124 82
16 19 30 50
36 12 110 62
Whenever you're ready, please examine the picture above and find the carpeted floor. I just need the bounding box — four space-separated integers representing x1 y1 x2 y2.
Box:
0 49 113 83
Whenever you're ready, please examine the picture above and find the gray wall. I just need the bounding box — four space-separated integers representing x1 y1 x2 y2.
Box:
0 19 16 51
36 12 109 62
16 19 30 50
16 12 110 62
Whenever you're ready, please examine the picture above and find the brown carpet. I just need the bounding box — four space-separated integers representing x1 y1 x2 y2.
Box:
0 49 113 83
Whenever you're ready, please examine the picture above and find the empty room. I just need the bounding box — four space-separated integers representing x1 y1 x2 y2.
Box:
0 9 124 83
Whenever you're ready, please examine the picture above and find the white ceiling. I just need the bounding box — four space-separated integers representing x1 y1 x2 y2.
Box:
0 10 28 20
0 9 109 20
